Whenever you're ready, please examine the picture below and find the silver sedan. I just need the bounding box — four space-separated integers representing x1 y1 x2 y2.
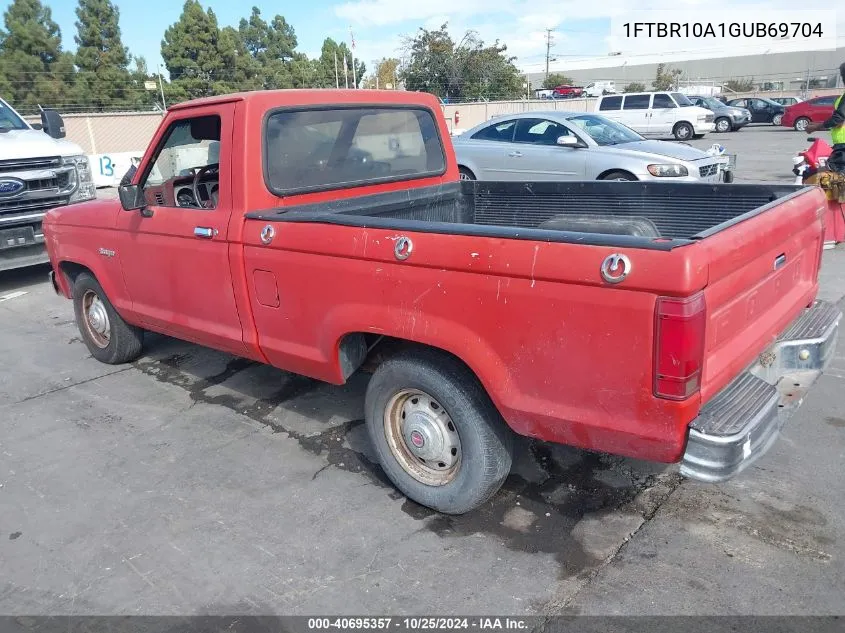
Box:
452 111 733 183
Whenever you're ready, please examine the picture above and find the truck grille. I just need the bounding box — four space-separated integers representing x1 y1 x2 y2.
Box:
705 114 714 123
699 164 719 177
0 156 61 173
0 195 70 216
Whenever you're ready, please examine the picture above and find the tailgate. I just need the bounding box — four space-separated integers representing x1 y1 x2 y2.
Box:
698 189 826 403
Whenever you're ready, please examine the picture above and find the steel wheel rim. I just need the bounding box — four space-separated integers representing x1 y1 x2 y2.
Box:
716 120 730 132
82 290 110 348
773 114 783 126
797 119 808 131
384 389 462 486
677 126 691 140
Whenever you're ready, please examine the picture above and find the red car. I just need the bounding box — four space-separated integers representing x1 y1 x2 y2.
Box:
42 88 840 514
552 84 583 98
782 95 837 131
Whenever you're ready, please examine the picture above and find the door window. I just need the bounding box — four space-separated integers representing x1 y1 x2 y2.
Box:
472 119 517 141
140 115 221 209
815 96 836 106
652 93 676 108
749 99 768 110
623 95 650 110
513 118 572 145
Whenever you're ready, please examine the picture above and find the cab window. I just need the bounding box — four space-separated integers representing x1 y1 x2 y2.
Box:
652 94 675 108
141 115 221 209
599 96 623 111
513 118 572 145
472 120 517 141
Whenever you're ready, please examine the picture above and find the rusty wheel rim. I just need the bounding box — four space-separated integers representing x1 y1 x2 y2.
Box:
383 389 462 486
81 289 110 349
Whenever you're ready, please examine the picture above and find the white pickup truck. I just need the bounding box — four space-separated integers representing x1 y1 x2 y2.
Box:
0 97 96 272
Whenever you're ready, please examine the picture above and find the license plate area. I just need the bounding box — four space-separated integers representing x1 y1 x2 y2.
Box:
0 226 37 249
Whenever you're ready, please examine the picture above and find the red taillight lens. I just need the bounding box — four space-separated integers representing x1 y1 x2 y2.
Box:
654 292 706 401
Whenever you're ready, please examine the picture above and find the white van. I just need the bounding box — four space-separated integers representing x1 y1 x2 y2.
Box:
584 81 616 97
595 91 715 140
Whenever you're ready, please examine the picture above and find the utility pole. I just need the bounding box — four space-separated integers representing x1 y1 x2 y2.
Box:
157 64 166 110
544 28 555 83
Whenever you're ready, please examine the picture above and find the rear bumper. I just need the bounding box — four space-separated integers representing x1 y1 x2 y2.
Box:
680 300 842 483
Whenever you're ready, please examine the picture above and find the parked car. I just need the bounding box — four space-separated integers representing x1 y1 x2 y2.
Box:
725 97 786 125
686 95 751 132
0 96 96 272
452 111 733 182
553 84 584 99
43 88 840 515
584 81 616 97
771 96 803 107
781 95 837 131
595 91 715 140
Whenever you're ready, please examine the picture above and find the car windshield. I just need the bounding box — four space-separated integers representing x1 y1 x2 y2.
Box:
567 114 644 146
701 97 724 109
0 100 28 131
671 93 694 107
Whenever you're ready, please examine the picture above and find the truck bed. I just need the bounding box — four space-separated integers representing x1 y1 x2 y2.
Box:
248 181 806 248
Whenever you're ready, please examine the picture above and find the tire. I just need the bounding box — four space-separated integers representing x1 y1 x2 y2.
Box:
458 166 476 181
772 113 784 126
599 170 637 181
72 272 144 364
673 121 694 141
692 133 705 139
365 349 513 514
715 117 731 133
795 117 810 132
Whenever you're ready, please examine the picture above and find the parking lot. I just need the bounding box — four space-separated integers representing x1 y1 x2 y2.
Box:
2 123 845 617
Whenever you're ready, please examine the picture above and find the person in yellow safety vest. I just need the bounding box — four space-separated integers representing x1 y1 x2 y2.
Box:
807 63 845 172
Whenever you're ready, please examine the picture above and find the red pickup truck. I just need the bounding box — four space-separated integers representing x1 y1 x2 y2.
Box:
43 89 841 514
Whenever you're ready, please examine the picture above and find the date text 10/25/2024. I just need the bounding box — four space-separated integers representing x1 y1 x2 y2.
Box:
307 618 529 631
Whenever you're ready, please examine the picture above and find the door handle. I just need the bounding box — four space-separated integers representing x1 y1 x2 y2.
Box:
508 151 523 158
194 227 216 239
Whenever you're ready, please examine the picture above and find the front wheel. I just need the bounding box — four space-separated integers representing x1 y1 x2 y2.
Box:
365 350 513 514
599 170 637 182
72 272 144 364
715 117 731 133
795 117 810 132
772 113 784 126
673 122 694 141
458 166 476 181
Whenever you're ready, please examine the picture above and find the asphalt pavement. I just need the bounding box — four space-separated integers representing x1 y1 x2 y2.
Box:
1 126 845 616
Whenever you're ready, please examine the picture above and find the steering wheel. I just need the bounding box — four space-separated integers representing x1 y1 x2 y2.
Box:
192 163 219 208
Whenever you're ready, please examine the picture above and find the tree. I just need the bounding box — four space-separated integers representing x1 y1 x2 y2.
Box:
652 63 682 91
723 78 754 93
238 6 299 89
0 0 74 111
314 38 364 88
73 0 133 110
401 23 523 101
542 72 574 89
161 0 241 101
363 57 399 89
623 82 646 93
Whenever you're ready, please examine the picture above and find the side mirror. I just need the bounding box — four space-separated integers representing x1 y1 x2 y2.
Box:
39 108 66 139
119 164 138 187
556 135 581 147
118 184 146 211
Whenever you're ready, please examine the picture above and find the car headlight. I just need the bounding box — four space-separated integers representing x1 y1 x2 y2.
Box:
697 115 708 121
647 164 689 177
62 155 96 203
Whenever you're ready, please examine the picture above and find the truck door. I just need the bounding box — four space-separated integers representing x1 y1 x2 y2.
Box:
114 103 248 356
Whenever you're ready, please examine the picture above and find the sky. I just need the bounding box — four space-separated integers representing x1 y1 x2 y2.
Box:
1 0 843 78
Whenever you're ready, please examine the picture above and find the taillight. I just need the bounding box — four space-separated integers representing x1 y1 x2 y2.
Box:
654 292 706 401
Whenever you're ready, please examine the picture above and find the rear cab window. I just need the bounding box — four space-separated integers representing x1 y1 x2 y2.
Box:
263 106 446 194
599 96 623 111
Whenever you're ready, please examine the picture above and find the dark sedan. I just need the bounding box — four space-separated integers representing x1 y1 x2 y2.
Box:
725 97 786 125
687 95 751 132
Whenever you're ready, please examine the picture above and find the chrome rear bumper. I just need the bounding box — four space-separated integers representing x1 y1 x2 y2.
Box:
681 300 842 483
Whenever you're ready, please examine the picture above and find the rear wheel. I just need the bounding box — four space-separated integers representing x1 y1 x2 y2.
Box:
72 272 144 364
715 117 731 133
458 166 476 181
673 121 694 141
772 113 784 126
599 170 637 182
795 117 810 132
365 350 513 514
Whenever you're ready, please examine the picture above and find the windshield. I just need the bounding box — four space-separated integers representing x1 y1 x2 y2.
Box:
671 93 694 107
567 114 644 146
0 100 29 131
702 97 724 109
